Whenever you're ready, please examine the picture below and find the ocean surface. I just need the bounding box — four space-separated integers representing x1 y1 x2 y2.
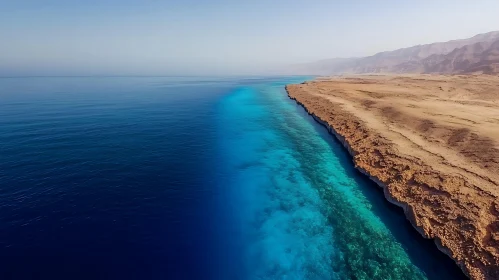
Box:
0 77 466 280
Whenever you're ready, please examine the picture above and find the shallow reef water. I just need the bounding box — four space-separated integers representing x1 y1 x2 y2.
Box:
216 78 466 280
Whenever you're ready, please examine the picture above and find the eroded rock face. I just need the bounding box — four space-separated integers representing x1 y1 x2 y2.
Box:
286 75 499 280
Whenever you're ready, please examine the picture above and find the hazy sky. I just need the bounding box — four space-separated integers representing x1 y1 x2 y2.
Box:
2 0 499 75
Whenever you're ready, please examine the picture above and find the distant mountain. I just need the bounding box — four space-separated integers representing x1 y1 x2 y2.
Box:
298 31 499 75
416 39 499 74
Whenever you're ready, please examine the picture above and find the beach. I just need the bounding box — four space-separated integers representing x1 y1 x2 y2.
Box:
286 74 499 280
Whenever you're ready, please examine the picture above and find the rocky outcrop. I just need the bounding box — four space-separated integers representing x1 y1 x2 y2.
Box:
285 81 499 280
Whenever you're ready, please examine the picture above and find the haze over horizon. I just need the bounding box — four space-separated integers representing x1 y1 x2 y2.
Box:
2 0 499 76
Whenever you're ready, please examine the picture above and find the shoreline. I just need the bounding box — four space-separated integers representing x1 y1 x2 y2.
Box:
285 76 499 280
287 93 463 274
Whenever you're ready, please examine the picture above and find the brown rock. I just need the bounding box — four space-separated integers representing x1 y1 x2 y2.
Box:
286 74 499 280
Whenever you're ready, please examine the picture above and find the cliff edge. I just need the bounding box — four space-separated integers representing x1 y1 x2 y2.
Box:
286 74 499 280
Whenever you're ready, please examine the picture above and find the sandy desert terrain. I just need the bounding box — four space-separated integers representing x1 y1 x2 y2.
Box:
286 74 499 280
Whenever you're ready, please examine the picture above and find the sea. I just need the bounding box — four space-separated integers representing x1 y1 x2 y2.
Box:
0 76 466 280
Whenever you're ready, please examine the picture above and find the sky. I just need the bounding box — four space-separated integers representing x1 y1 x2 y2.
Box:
1 0 499 76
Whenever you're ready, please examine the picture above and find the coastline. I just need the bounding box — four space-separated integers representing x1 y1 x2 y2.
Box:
285 76 499 280
287 94 459 269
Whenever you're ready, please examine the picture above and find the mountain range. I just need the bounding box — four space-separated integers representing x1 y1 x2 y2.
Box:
294 31 499 75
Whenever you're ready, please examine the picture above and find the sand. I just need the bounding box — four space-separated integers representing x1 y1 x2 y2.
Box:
286 74 499 280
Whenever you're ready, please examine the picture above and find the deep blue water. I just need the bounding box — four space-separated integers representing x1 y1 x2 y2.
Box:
0 77 465 280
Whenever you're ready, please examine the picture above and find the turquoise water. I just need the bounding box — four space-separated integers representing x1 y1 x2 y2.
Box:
0 76 465 279
216 77 465 280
